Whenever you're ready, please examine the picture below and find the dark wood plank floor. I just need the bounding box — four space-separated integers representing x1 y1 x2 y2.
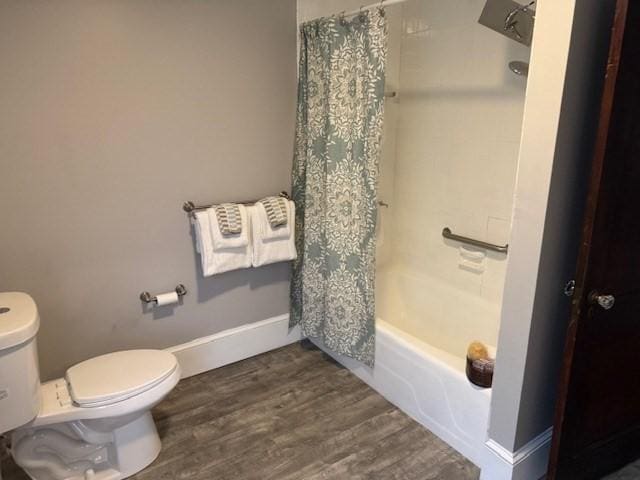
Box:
2 343 479 479
603 460 640 480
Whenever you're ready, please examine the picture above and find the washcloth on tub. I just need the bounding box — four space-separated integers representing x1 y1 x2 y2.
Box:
193 210 252 276
249 201 297 267
209 203 249 249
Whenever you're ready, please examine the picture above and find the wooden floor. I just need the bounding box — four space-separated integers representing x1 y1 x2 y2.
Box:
604 460 640 480
2 342 479 480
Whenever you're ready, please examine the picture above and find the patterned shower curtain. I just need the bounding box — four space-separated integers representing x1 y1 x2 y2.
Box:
290 9 388 367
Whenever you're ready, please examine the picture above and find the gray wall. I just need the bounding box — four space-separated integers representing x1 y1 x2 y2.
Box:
0 0 297 380
488 0 616 453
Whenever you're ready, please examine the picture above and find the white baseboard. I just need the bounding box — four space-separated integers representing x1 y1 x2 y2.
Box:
480 427 553 480
166 314 302 379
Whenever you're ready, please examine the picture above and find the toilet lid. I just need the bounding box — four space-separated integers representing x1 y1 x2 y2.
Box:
0 292 40 350
66 350 178 407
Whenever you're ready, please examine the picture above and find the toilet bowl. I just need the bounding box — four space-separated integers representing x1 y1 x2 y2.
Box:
0 292 180 480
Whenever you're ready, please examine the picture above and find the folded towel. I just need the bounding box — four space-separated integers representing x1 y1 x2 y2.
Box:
209 204 249 249
256 199 292 241
191 216 204 255
193 211 252 276
249 203 297 267
213 203 243 235
258 196 288 227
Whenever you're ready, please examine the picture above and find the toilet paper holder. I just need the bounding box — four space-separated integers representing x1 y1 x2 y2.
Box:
140 284 187 304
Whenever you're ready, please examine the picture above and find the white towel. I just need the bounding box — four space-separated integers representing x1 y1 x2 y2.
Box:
209 204 249 249
193 211 252 276
249 203 297 267
256 200 292 241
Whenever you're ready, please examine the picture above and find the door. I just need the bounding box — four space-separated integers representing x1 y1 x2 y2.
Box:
547 0 640 478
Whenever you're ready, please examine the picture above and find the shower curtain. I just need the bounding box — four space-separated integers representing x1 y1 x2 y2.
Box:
290 9 388 366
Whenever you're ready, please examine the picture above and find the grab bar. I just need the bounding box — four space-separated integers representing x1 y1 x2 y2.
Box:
442 227 508 254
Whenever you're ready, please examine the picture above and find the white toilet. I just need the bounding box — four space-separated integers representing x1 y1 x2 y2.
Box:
0 292 181 480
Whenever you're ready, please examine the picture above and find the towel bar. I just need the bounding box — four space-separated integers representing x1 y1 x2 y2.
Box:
183 191 290 216
442 227 508 254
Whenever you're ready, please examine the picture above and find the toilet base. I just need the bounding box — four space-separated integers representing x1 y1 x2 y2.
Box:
11 412 161 480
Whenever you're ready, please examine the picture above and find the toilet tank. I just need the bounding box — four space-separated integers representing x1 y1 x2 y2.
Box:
0 292 41 434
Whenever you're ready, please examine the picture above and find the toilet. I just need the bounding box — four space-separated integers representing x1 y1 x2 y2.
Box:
0 292 181 480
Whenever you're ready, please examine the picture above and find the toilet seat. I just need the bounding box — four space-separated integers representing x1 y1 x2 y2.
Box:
66 350 178 407
26 351 181 429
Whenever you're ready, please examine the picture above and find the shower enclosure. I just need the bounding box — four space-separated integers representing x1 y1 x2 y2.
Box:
377 0 529 372
315 0 531 468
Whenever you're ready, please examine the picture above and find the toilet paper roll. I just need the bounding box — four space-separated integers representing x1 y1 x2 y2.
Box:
155 291 179 306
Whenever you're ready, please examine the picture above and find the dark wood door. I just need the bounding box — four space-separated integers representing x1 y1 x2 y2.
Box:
547 0 640 478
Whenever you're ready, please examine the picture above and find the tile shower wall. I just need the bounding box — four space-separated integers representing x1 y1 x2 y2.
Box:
389 0 529 314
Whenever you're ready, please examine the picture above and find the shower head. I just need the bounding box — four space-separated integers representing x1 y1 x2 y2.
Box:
478 0 535 47
504 1 536 39
508 61 529 77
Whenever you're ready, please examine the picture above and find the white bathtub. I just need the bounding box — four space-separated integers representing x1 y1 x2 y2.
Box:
313 318 491 468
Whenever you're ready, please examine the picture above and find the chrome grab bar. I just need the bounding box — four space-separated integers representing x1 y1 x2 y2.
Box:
442 227 508 254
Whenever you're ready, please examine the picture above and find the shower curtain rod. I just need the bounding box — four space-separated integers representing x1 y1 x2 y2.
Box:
336 0 408 19
307 0 404 97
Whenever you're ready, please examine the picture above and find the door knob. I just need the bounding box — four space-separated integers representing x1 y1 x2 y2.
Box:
589 291 615 310
564 280 575 297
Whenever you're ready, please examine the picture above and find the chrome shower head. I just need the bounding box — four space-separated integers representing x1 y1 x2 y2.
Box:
478 0 535 47
504 1 536 38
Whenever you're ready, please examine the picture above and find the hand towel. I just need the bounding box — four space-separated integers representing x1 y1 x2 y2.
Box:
209 204 249 249
193 211 252 276
249 202 297 267
256 199 292 241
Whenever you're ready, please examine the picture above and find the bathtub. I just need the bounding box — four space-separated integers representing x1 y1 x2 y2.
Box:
313 267 497 468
